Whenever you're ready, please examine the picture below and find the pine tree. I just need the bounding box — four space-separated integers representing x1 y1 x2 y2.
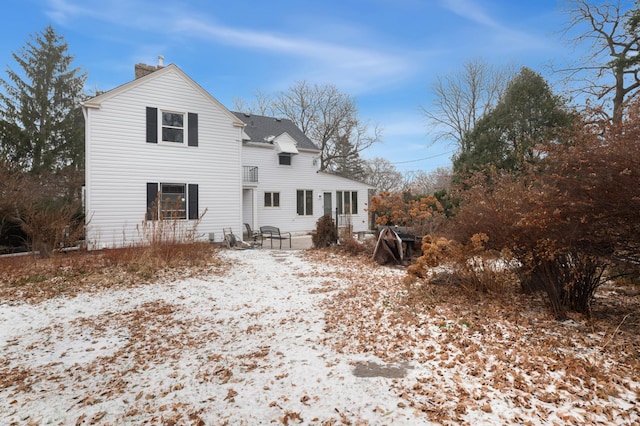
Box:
0 25 87 173
332 133 366 181
454 68 574 174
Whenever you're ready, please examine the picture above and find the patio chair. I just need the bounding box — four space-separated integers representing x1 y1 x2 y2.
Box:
244 223 262 247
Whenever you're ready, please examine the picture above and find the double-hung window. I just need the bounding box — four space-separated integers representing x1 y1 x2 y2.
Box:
264 192 280 208
146 107 198 146
160 183 186 219
146 182 199 220
337 191 358 215
296 190 313 216
162 112 184 143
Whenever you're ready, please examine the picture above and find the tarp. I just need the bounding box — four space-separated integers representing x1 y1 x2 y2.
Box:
372 227 404 265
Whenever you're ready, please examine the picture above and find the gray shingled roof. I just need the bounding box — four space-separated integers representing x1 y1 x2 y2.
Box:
232 112 320 151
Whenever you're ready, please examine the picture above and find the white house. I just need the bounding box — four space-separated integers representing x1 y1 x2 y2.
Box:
83 62 372 249
236 112 373 236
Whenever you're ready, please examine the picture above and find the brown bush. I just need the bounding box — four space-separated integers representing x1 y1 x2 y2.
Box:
0 164 83 257
408 233 516 295
312 214 338 248
444 102 640 318
338 235 375 257
369 192 445 236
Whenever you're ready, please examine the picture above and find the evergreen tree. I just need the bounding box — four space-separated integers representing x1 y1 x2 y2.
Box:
454 67 574 174
0 25 87 173
332 133 366 181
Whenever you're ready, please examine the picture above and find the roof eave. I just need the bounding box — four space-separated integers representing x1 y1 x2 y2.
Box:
83 64 245 127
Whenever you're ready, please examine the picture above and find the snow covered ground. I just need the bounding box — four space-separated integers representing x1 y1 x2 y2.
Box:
0 249 638 425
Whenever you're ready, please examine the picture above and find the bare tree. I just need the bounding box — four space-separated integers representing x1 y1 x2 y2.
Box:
363 157 404 192
557 0 640 123
403 167 452 196
271 81 380 175
234 81 380 177
232 89 272 116
421 58 515 151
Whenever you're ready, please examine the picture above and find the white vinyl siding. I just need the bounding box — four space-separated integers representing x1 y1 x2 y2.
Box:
241 144 372 234
85 67 243 248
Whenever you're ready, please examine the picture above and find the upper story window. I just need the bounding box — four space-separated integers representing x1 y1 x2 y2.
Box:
279 154 292 166
146 107 198 147
162 112 184 143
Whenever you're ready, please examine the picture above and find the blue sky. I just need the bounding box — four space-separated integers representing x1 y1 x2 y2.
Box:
1 0 577 173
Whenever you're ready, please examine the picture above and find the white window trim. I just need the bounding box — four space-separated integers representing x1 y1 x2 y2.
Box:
337 190 358 215
264 191 281 208
159 109 187 146
297 189 313 216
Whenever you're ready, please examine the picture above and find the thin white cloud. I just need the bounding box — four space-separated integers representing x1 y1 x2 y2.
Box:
46 0 89 25
439 0 500 28
182 18 385 63
45 0 417 93
438 0 549 52
171 17 413 92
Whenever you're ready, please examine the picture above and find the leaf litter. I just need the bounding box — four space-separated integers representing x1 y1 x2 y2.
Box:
0 248 638 425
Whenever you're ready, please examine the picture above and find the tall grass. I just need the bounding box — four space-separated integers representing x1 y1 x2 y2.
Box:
0 204 219 302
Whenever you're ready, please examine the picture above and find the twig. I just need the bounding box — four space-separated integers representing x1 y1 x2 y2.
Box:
600 313 631 352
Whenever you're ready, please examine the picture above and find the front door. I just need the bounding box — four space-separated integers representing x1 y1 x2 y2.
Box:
323 192 332 216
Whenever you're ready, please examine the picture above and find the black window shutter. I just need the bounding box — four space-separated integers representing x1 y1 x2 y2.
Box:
146 182 159 220
146 107 158 143
188 184 199 219
188 113 198 146
352 191 358 214
305 190 313 215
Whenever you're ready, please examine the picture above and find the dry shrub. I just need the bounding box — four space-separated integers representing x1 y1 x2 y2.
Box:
102 241 216 278
446 102 640 318
104 207 212 277
369 192 445 236
0 203 218 300
137 201 207 246
0 241 220 303
0 164 83 257
518 251 607 317
312 214 338 248
312 213 375 257
408 233 516 295
448 170 611 318
338 235 375 257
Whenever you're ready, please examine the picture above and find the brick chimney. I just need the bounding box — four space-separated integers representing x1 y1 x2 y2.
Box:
134 56 165 79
